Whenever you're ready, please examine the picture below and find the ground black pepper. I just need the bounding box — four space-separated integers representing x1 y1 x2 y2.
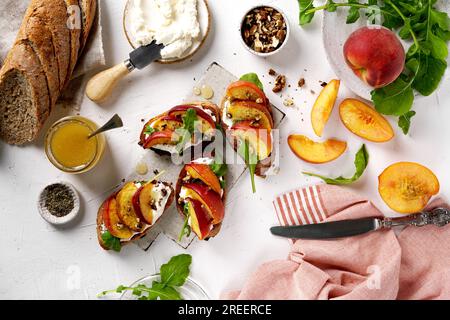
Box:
43 184 74 217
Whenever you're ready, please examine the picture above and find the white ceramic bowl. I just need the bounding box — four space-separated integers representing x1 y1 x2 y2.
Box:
120 274 209 300
37 182 80 225
239 5 290 57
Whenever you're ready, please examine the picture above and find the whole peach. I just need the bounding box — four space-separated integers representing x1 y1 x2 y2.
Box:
343 26 405 88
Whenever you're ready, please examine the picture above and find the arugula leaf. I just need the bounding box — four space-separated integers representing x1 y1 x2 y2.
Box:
238 139 258 193
346 0 360 24
303 145 369 185
175 108 198 153
398 111 416 134
298 0 315 26
240 73 264 91
371 76 414 116
98 254 192 300
178 203 191 241
210 162 227 177
144 125 155 135
101 231 121 252
160 254 192 287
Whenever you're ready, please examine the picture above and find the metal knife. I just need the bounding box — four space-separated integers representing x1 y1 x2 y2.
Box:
86 41 164 103
270 207 450 240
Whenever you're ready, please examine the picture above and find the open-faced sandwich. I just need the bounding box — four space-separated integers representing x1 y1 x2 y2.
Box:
97 177 174 251
176 157 227 241
138 102 221 155
220 78 274 192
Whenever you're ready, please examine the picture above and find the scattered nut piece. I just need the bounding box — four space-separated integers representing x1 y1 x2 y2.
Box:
283 98 294 107
272 74 286 93
298 78 305 87
320 81 328 87
268 68 277 76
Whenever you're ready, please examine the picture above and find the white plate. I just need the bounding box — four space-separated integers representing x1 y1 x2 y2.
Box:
321 1 448 101
123 0 211 64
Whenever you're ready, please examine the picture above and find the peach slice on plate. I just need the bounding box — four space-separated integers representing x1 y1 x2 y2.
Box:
102 196 133 239
226 80 267 103
231 121 272 160
185 198 213 240
378 162 439 214
116 182 142 231
311 79 340 137
185 163 222 194
143 131 178 149
182 183 224 224
226 100 273 131
288 134 347 164
339 99 394 142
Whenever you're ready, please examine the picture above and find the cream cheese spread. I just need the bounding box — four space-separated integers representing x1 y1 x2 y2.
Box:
130 0 200 59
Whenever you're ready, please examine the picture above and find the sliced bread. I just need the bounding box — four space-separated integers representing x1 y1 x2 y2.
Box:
78 0 97 54
0 41 50 145
64 0 81 88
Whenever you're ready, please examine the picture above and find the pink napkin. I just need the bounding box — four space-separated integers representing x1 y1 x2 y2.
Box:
222 184 450 300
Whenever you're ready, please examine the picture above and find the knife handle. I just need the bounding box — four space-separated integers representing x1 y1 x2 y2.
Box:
86 61 132 103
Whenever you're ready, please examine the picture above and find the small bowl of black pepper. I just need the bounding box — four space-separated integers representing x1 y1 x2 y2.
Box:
38 182 80 225
240 5 290 57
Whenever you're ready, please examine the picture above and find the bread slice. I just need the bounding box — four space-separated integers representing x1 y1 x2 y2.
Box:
97 182 175 251
0 41 50 145
78 0 97 55
16 13 60 108
64 0 81 87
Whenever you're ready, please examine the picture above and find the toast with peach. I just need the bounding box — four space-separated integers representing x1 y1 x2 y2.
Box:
97 179 174 251
139 102 221 156
221 79 275 192
175 158 227 241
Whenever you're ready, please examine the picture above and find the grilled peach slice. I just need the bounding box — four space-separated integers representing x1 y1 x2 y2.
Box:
132 183 156 225
226 100 273 131
311 79 340 137
378 162 439 214
181 183 225 224
186 198 213 240
151 115 183 132
168 105 215 133
231 121 272 160
102 196 133 239
288 134 347 164
339 99 394 142
116 182 143 231
185 163 222 194
226 80 267 103
143 131 178 149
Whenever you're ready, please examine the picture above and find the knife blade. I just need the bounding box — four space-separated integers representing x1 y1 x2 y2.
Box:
270 218 382 240
270 207 450 240
86 41 164 103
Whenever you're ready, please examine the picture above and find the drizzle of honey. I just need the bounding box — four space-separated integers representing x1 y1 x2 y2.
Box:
50 121 97 169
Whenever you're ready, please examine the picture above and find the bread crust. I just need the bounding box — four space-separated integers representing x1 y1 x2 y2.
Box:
0 41 50 144
64 0 81 87
78 0 97 54
30 0 71 91
97 182 175 251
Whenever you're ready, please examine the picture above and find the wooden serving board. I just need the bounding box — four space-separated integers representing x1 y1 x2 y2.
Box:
127 62 286 250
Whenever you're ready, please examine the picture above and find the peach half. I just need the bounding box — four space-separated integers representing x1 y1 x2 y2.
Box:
378 162 439 214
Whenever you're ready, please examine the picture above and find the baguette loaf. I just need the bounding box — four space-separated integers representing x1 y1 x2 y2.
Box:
0 0 97 145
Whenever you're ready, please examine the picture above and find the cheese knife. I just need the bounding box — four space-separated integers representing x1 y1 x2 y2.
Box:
270 207 450 240
86 41 164 103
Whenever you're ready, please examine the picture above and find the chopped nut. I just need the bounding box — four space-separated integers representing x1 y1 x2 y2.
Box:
283 98 294 107
320 81 328 87
256 98 264 104
268 68 277 76
298 78 305 87
272 74 286 93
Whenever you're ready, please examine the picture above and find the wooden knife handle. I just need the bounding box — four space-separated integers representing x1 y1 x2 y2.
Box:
86 62 131 103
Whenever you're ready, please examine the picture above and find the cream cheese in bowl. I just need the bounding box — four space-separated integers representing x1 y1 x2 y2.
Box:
126 0 208 61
